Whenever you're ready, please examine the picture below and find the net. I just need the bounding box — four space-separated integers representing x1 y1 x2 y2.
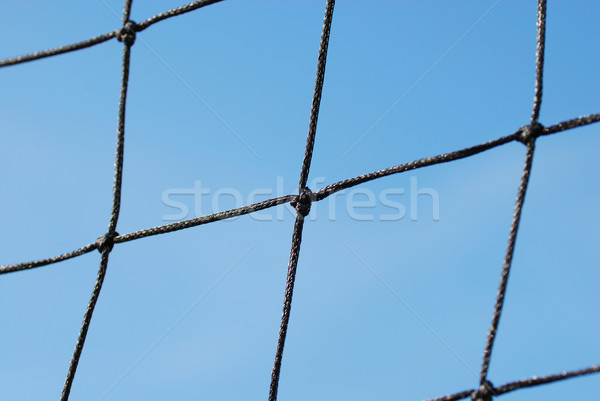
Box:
1 1 598 400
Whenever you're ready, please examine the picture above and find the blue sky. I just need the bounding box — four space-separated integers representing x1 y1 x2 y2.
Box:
0 1 598 400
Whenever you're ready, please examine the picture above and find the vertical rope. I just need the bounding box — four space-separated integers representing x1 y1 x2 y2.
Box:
531 0 547 123
298 0 336 190
123 0 134 24
479 140 536 383
61 15 136 400
61 251 111 401
1 0 598 399
269 1 335 400
268 216 306 401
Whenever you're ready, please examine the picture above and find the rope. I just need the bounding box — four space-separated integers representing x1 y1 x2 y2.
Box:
0 0 598 400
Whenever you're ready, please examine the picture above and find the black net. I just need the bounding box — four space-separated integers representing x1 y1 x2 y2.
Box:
1 1 598 400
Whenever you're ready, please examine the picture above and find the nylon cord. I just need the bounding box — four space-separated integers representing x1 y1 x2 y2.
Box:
0 0 598 399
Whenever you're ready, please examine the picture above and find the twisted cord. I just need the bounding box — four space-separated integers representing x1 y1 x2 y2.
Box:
298 0 336 190
421 389 475 401
60 24 135 400
495 365 600 395
541 112 600 136
108 44 133 233
123 0 134 24
531 0 547 123
316 132 518 201
419 365 600 401
0 0 224 68
0 244 97 275
136 0 225 32
480 0 547 383
479 140 536 383
269 2 336 400
2 112 598 275
0 1 598 397
61 250 111 401
268 216 306 401
0 31 118 68
115 195 296 243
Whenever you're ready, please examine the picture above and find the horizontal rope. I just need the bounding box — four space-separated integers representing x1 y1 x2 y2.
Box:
0 31 118 67
495 365 600 395
114 194 295 243
1 112 598 276
421 389 475 401
0 244 97 274
0 0 225 68
421 364 600 401
136 0 225 31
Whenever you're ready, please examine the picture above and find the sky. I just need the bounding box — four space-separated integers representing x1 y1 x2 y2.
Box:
0 1 598 400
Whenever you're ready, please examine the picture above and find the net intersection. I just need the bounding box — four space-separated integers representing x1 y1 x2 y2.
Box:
1 0 598 400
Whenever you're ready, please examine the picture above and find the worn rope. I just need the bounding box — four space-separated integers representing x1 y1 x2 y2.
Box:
421 365 600 401
531 0 547 123
0 0 224 68
60 11 135 398
269 2 336 400
479 139 536 383
1 113 598 276
479 0 548 384
0 0 598 399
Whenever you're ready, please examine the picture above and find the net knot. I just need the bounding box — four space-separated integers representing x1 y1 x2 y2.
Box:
96 231 119 253
471 381 495 401
517 122 544 145
117 20 138 46
291 187 314 217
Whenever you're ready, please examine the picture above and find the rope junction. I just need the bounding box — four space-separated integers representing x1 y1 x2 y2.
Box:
1 0 598 400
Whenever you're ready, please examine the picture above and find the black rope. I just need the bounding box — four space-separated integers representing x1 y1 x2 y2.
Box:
421 390 476 401
122 0 134 25
541 112 600 135
60 249 111 401
479 140 536 383
115 195 296 243
0 244 98 275
297 0 336 191
0 31 118 68
479 0 548 384
531 0 547 123
2 113 598 276
60 14 135 399
0 0 598 399
268 216 306 401
269 2 335 400
420 365 600 401
495 365 600 395
0 0 224 68
136 0 225 32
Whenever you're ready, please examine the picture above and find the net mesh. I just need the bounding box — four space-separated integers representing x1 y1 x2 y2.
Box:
1 1 598 400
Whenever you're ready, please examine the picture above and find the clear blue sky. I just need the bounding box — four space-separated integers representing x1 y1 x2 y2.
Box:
0 1 598 400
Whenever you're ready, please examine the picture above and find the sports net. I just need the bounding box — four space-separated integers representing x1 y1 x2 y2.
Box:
1 1 598 400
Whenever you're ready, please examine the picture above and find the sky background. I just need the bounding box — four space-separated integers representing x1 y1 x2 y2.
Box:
0 1 598 400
